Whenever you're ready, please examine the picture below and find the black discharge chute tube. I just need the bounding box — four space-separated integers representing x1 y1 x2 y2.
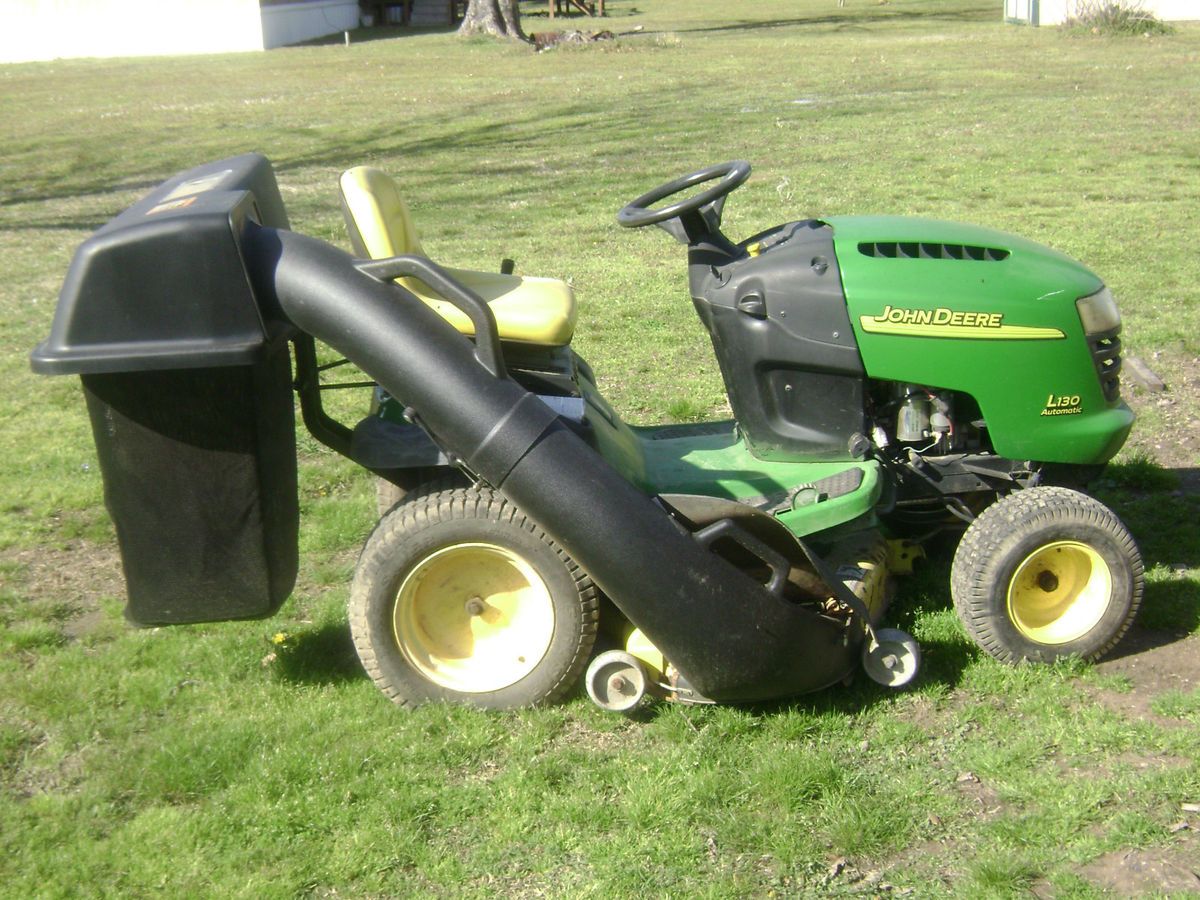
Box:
246 225 858 702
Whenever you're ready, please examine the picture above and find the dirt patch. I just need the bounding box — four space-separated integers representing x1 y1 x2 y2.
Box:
1122 349 1200 490
952 770 1005 818
452 718 643 787
1051 749 1192 785
1 539 123 638
1088 628 1200 726
1080 836 1200 896
13 744 91 800
1111 751 1191 772
531 29 616 51
894 693 944 733
551 716 644 753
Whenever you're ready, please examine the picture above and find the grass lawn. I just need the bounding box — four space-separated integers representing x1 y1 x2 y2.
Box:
2 0 1198 895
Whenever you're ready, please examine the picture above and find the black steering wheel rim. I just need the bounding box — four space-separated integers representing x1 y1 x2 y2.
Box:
617 161 752 229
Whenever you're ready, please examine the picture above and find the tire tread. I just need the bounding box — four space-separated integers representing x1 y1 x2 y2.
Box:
951 486 1142 663
350 486 600 709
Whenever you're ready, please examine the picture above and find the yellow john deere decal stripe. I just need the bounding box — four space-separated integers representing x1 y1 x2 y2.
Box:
859 306 1064 340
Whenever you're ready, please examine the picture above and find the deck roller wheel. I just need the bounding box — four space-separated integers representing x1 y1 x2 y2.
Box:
862 628 920 687
585 650 649 712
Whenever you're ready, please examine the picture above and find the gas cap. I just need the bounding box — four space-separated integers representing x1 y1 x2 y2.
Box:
736 290 767 319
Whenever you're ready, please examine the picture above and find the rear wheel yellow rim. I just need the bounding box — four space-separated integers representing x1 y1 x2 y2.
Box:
1007 541 1112 645
393 543 555 693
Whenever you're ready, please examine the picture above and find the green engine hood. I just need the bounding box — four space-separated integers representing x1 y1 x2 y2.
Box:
827 216 1131 464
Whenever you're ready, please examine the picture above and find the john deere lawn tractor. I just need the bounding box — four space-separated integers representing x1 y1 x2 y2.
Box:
32 155 1142 713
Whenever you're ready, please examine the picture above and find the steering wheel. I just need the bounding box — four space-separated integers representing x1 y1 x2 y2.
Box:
617 161 752 229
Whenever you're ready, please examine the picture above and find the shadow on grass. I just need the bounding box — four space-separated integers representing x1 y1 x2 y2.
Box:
1095 468 1200 647
621 635 979 724
0 220 112 233
6 109 557 223
8 81 695 221
1102 619 1199 663
2 178 165 211
671 5 997 36
764 639 978 718
273 620 364 686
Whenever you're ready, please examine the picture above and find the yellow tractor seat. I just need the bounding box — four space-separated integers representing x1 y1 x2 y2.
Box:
338 166 577 347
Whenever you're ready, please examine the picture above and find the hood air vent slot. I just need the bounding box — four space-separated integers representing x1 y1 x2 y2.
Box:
858 241 1010 262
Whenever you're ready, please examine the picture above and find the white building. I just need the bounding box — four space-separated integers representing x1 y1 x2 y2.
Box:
1005 0 1197 26
1 0 364 64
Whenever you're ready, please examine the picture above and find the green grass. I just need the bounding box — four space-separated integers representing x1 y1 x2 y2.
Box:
2 0 1199 895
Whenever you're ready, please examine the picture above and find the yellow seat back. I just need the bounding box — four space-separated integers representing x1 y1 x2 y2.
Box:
338 166 577 346
339 166 425 259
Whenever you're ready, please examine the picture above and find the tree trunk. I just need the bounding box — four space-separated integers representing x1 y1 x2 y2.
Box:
458 0 527 40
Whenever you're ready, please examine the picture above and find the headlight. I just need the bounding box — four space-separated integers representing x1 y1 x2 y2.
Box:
1076 286 1121 335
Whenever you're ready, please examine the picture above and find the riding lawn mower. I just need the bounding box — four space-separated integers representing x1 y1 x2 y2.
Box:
31 154 1143 713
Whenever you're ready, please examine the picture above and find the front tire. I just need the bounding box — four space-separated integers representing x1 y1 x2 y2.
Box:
350 487 599 709
951 486 1142 663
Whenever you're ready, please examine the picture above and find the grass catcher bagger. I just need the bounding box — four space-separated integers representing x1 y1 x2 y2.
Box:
32 155 1143 713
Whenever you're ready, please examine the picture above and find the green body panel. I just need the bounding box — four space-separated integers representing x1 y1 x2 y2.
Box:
576 376 647 487
828 216 1133 464
580 378 881 538
379 375 880 538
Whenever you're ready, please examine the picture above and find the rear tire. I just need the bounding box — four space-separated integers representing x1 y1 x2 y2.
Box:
951 486 1142 663
375 478 406 517
351 487 599 709
375 469 467 517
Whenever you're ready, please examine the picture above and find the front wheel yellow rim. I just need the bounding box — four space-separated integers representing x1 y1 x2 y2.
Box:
393 543 555 693
1007 541 1112 645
